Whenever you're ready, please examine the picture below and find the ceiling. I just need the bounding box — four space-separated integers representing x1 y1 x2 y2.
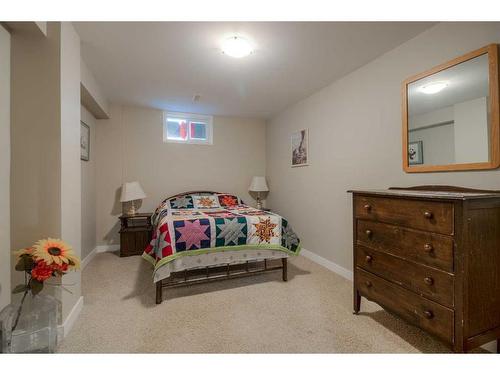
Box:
74 22 435 119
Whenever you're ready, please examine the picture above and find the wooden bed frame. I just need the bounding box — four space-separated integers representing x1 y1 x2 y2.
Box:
153 191 288 304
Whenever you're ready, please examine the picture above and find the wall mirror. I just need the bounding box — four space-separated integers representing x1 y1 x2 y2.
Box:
402 44 499 172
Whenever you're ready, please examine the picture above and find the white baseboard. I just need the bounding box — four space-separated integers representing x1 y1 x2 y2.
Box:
95 244 120 253
81 245 120 270
300 248 353 281
81 247 97 269
57 295 83 341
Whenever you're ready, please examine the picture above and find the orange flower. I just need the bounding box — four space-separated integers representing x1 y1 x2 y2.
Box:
52 262 69 273
31 261 53 282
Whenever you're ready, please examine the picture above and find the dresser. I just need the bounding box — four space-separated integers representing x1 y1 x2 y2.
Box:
349 186 500 353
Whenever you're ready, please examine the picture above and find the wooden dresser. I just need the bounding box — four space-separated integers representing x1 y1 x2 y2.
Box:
349 186 500 353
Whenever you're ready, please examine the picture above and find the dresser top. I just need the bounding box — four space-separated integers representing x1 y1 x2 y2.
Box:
348 188 500 200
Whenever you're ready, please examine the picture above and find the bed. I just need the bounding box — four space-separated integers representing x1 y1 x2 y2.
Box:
142 191 301 303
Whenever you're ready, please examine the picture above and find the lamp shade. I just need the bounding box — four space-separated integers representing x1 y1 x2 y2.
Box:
248 176 269 192
120 181 146 202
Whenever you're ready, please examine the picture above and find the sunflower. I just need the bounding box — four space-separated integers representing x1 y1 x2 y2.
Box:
13 247 34 258
33 238 80 269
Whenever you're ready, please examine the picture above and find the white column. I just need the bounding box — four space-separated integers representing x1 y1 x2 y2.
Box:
0 25 11 310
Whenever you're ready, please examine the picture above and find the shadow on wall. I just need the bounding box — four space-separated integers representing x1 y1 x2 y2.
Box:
112 186 122 216
103 185 147 245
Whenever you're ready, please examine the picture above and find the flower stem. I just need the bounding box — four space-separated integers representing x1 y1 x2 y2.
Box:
11 280 30 332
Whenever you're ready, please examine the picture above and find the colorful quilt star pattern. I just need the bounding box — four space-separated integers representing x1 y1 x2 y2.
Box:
252 217 277 243
247 215 281 245
215 217 247 246
218 194 239 207
174 218 211 251
144 193 300 273
170 195 194 209
193 195 220 209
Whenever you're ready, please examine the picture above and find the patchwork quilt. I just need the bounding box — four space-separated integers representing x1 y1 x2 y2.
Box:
142 193 301 275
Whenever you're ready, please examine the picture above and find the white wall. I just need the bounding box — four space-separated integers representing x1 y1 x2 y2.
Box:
409 105 455 165
81 59 110 119
454 96 489 163
0 25 11 309
409 106 453 129
81 106 97 260
95 104 266 246
35 22 47 36
60 22 82 320
10 23 62 292
10 22 82 324
266 22 500 273
409 123 455 165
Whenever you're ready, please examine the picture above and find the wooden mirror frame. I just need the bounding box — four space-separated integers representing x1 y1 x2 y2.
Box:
402 44 500 173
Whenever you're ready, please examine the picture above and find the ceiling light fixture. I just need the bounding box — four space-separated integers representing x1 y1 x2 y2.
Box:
419 81 449 95
221 36 253 58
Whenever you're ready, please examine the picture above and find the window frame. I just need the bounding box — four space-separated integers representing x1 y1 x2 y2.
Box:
163 111 213 145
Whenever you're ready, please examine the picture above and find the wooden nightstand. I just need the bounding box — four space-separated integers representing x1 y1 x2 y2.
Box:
119 213 153 257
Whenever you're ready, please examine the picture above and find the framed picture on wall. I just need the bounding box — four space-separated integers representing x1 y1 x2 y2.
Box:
291 128 309 167
408 140 423 165
80 121 90 161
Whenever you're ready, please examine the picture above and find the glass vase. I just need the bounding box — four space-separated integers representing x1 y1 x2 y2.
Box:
0 292 60 353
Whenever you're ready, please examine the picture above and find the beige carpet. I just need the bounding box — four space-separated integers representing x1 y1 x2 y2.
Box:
58 252 471 353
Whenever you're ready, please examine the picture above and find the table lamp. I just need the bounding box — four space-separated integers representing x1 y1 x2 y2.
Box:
248 176 269 210
120 181 146 215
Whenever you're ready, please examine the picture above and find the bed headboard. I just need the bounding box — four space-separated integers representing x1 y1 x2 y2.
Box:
164 191 222 200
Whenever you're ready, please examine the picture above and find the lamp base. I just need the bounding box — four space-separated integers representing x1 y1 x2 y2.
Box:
124 200 137 216
256 197 262 210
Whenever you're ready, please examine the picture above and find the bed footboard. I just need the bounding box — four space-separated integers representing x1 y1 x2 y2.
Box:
155 258 288 304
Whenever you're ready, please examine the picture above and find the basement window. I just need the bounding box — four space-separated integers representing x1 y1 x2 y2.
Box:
163 111 213 145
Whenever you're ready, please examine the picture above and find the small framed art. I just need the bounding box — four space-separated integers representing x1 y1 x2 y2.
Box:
408 140 423 165
291 128 309 167
80 121 90 161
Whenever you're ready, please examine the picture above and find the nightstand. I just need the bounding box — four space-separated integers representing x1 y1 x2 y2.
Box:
119 213 153 257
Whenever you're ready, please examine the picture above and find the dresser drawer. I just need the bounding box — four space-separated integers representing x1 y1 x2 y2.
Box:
356 268 454 344
356 245 454 307
356 220 454 272
354 195 454 235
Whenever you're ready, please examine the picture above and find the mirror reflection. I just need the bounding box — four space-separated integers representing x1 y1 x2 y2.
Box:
407 54 490 166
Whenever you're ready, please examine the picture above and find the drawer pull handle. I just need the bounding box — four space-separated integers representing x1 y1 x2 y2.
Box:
423 243 434 252
423 310 434 319
365 281 373 288
424 211 433 219
424 277 434 285
365 229 373 238
363 204 372 211
365 255 373 263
